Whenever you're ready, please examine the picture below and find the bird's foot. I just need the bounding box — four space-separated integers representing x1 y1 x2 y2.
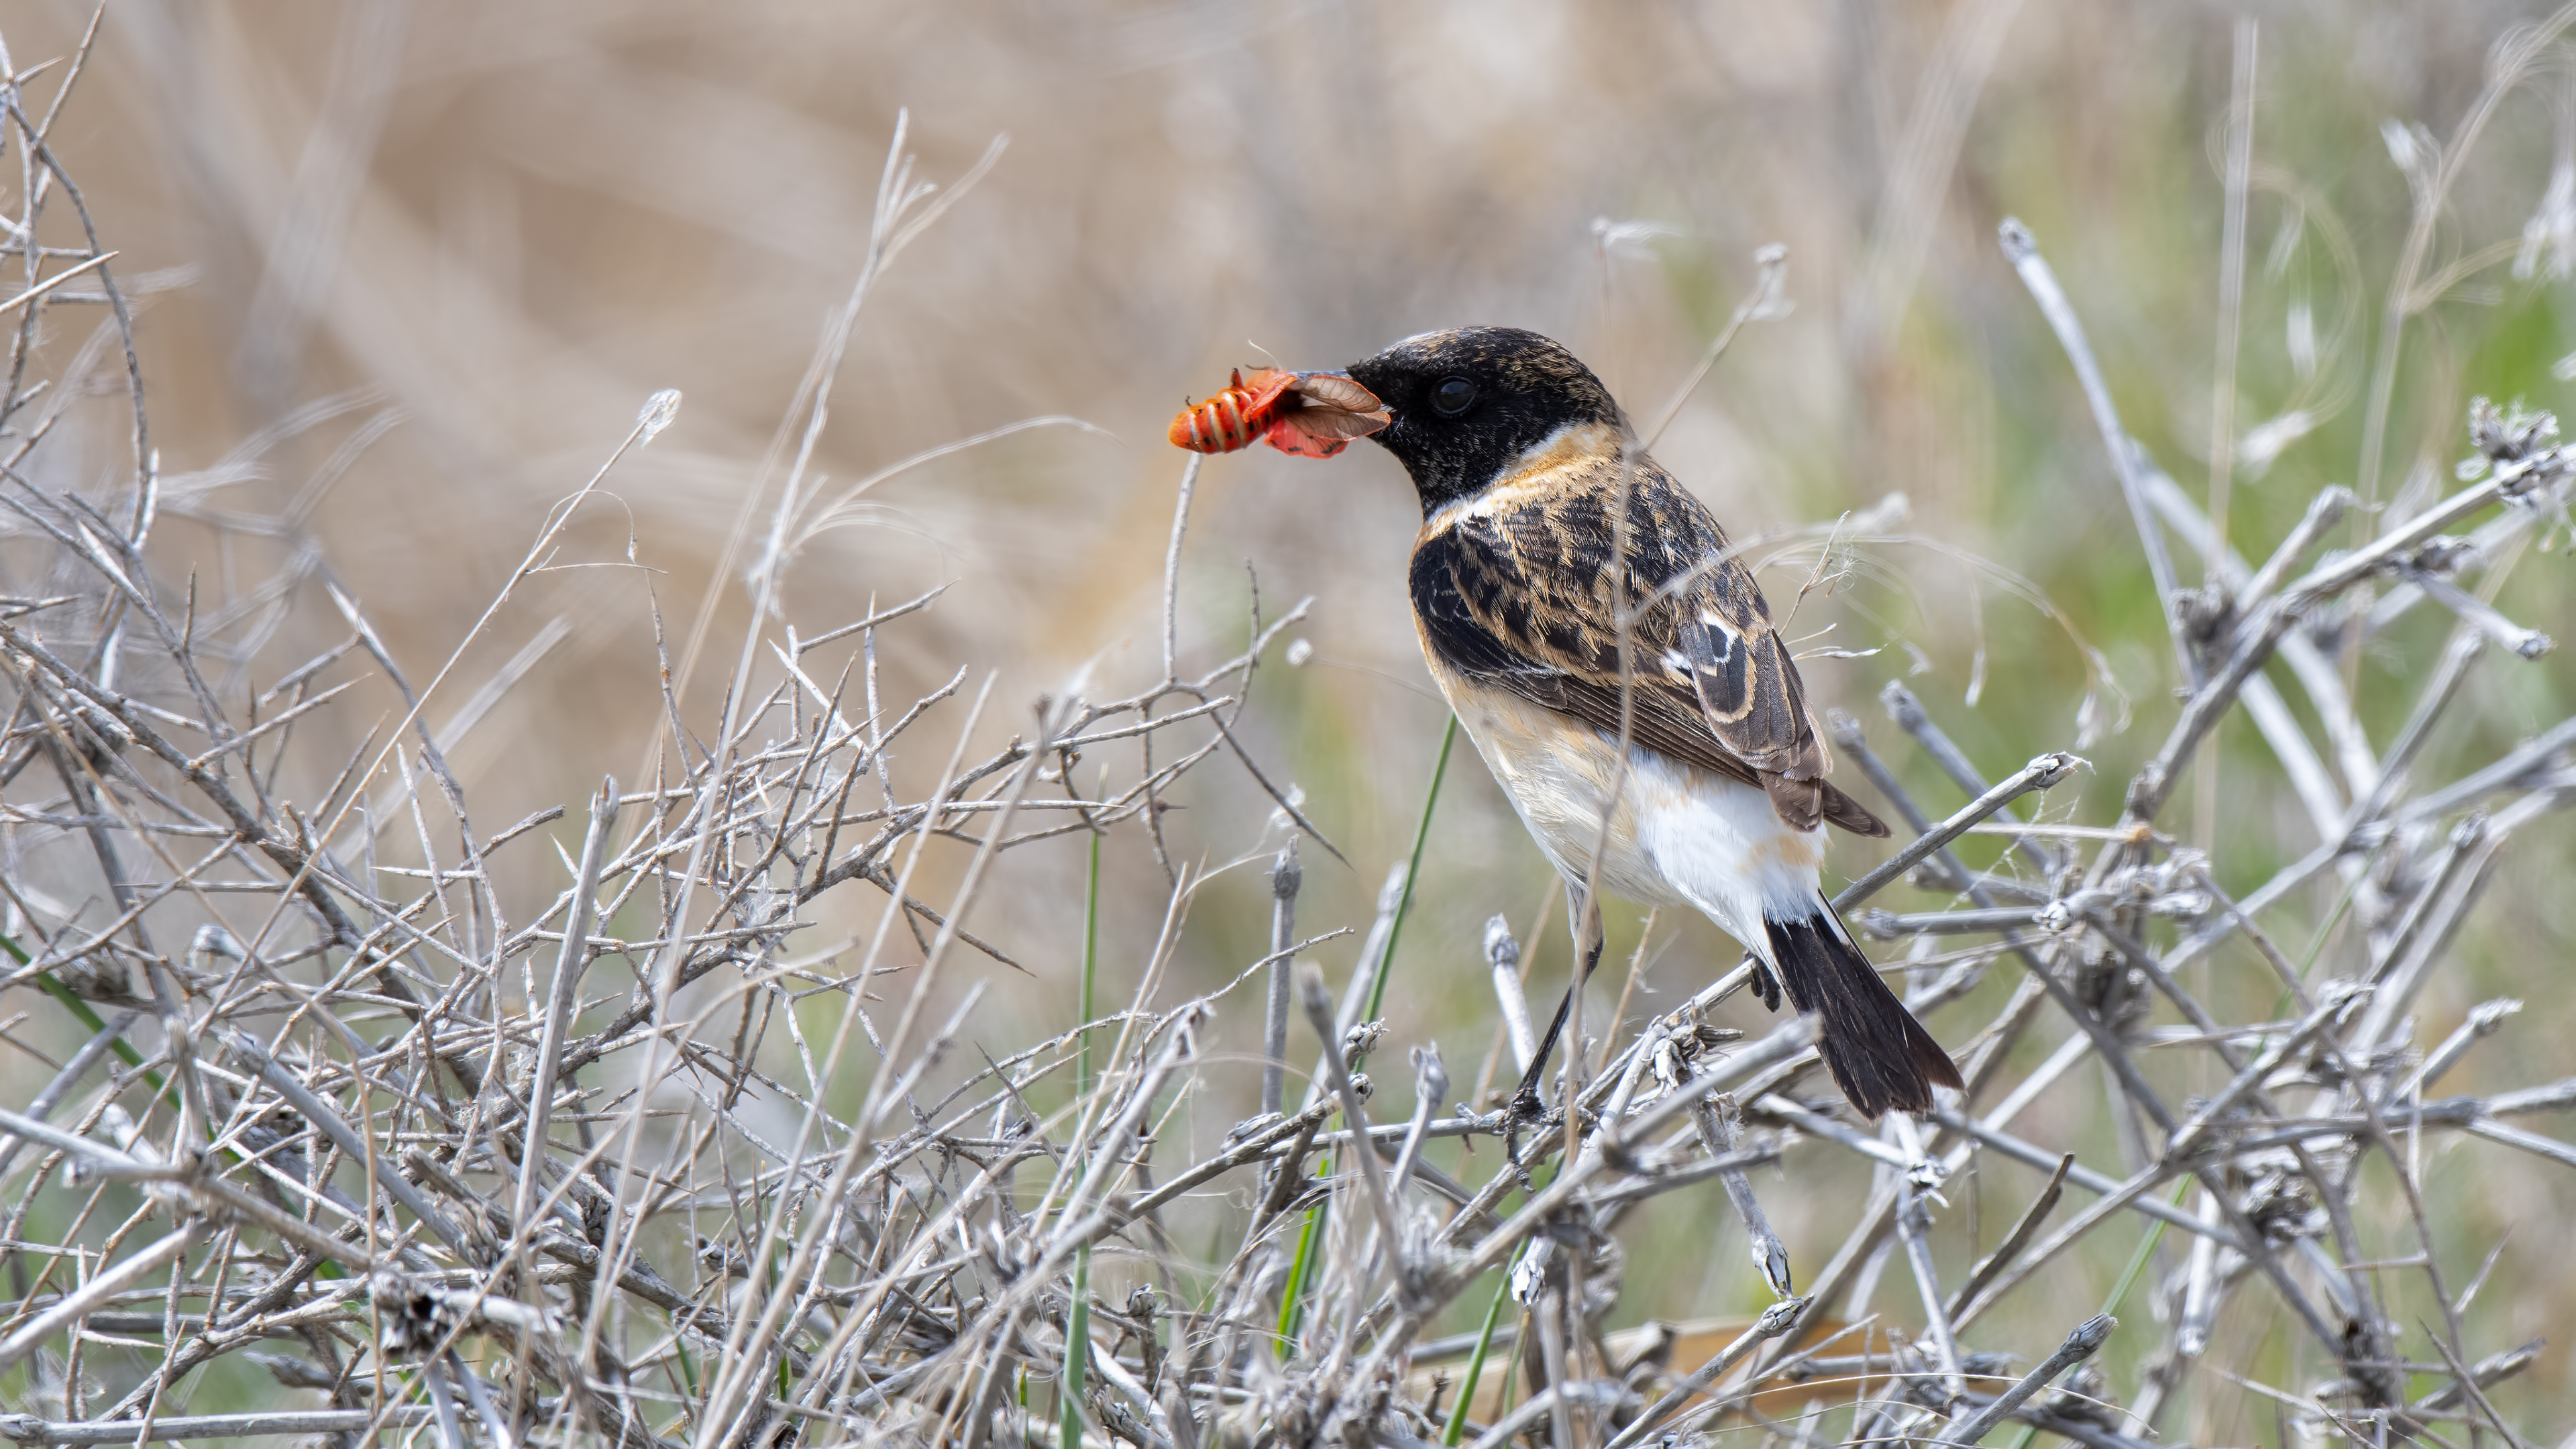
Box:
1750 961 1782 1013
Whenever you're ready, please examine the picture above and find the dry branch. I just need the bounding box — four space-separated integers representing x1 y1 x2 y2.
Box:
0 28 2569 1449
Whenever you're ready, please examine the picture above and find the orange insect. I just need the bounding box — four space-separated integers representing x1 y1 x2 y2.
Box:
1168 367 1390 459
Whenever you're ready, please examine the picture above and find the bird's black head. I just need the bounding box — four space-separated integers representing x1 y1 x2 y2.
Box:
1344 327 1629 515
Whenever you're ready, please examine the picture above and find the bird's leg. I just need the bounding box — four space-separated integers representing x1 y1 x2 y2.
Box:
1511 987 1576 1123
1509 875 1607 1121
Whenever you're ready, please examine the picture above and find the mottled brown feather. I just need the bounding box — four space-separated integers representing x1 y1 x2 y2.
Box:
1409 443 1890 838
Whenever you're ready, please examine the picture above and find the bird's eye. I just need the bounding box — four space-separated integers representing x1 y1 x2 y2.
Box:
1432 376 1477 415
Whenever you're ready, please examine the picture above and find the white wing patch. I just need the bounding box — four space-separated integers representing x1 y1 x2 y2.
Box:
1697 609 1741 653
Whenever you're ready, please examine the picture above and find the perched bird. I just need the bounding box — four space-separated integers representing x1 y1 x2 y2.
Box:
1339 326 1961 1119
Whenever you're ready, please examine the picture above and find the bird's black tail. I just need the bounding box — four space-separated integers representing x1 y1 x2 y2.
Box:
1764 906 1962 1118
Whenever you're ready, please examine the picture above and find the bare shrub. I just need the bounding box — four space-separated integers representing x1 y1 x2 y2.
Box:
3 16 2576 1449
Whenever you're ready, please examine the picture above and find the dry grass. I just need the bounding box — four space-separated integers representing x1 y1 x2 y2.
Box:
5 3 2576 1445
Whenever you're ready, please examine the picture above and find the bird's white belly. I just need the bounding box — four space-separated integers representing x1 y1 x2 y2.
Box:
1438 676 1827 950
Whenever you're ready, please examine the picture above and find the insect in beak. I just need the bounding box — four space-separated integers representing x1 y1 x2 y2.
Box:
1169 368 1389 458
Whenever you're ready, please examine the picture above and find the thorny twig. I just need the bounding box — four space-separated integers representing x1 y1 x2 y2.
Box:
0 34 2570 1449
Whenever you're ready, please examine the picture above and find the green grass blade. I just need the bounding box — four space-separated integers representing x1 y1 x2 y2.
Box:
1441 1270 1511 1445
1281 714 1458 1355
7 930 352 1283
1364 712 1458 1028
1275 1195 1326 1353
2099 1181 2190 1320
1062 1242 1091 1448
8 930 154 1081
1996 1178 2188 1449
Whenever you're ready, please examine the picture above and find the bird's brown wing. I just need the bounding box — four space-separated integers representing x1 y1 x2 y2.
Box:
1410 455 1889 837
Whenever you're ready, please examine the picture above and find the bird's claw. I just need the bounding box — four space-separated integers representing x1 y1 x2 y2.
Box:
1750 961 1782 1012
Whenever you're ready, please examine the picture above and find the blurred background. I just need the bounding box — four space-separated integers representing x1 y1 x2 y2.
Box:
9 0 2576 1436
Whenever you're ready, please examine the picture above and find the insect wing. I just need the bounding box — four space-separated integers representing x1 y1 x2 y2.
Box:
1263 409 1387 457
1232 368 1298 415
1261 419 1355 458
1260 370 1389 458
1287 371 1385 415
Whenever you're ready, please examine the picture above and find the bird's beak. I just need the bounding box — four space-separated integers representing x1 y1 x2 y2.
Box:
1340 362 1394 438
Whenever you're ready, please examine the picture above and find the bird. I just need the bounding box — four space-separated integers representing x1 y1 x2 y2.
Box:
1336 325 1962 1120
